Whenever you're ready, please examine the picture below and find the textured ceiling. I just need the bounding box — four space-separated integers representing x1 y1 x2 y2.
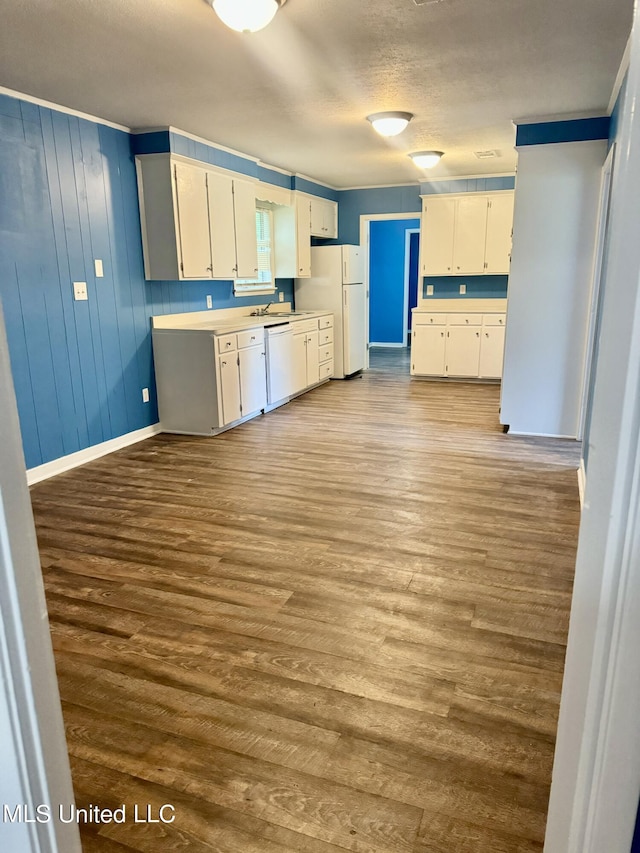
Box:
0 0 633 187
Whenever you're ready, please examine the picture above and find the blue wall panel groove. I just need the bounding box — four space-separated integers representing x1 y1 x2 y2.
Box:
0 93 294 469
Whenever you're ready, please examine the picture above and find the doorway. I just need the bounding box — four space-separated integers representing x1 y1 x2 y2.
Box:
365 217 421 348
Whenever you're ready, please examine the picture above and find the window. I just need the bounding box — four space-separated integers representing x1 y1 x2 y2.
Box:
234 207 275 296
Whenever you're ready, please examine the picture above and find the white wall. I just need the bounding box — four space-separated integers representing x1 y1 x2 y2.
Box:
0 302 81 853
500 139 607 437
544 20 640 851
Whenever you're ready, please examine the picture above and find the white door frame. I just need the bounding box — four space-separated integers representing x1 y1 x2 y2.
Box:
577 144 615 443
543 17 640 853
0 303 81 853
359 212 422 363
403 228 421 346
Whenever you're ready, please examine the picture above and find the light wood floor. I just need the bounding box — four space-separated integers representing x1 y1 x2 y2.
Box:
31 348 581 852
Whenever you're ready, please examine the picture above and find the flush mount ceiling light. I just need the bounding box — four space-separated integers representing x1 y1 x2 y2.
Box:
409 150 444 169
212 0 287 33
366 111 414 137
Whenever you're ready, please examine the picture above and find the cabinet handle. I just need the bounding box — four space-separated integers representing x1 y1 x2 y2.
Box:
207 265 213 272
440 331 444 337
226 341 232 347
485 333 489 337
476 332 480 337
465 319 469 324
221 360 227 366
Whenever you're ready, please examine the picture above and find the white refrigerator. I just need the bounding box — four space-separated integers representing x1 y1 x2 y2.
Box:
294 244 366 378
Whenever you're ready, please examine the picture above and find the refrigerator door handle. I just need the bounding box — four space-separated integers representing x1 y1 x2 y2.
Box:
344 260 348 281
344 289 347 306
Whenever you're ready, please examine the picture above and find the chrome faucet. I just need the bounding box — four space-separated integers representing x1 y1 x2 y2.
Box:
251 302 273 316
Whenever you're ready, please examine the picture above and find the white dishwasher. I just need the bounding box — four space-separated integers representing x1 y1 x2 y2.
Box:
265 323 294 405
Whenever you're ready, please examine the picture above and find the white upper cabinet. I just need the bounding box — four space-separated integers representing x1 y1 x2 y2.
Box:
420 192 514 277
453 196 488 275
484 194 515 274
421 197 456 275
206 171 237 279
174 163 213 279
136 154 258 282
295 196 312 277
310 196 338 238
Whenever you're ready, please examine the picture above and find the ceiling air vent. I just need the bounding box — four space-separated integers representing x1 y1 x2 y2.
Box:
412 0 447 6
474 150 501 160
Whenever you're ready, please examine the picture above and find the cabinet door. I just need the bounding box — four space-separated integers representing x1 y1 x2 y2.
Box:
422 197 456 275
207 172 237 279
411 325 446 375
233 179 260 278
174 163 213 279
446 326 482 376
309 197 325 237
305 330 320 385
291 332 308 394
478 326 506 378
484 194 514 274
295 198 312 277
239 345 267 414
218 354 242 425
323 201 338 238
453 196 488 274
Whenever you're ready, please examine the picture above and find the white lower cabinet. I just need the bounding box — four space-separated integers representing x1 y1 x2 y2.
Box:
153 313 333 436
292 326 320 394
411 312 506 379
446 325 482 377
218 353 242 425
411 324 446 376
478 324 506 378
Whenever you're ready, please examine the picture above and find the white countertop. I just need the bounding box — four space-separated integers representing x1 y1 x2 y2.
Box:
414 298 507 313
152 309 331 335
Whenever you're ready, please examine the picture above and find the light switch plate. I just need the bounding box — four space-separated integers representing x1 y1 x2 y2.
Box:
459 284 467 294
206 295 213 309
426 285 434 296
278 292 285 302
73 281 88 301
142 388 150 403
94 259 104 278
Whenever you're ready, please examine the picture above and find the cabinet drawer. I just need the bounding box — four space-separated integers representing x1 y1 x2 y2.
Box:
216 333 237 354
447 313 482 326
318 316 333 330
319 330 333 345
293 319 318 334
482 314 506 327
237 328 263 349
319 345 333 363
319 360 334 380
414 313 447 326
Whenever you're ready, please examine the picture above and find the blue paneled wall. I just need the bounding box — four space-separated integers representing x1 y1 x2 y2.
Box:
0 93 293 470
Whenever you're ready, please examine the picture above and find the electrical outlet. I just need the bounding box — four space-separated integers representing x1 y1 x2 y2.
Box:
142 388 150 403
73 281 88 301
278 292 285 303
426 284 434 296
206 295 213 309
94 259 104 278
459 284 467 295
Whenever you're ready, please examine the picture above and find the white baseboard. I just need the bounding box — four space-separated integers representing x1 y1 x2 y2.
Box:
507 430 578 440
27 424 163 485
578 458 586 508
369 342 407 348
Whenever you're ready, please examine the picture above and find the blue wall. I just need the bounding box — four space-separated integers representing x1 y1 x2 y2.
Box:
369 218 419 344
422 275 508 300
0 93 293 470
